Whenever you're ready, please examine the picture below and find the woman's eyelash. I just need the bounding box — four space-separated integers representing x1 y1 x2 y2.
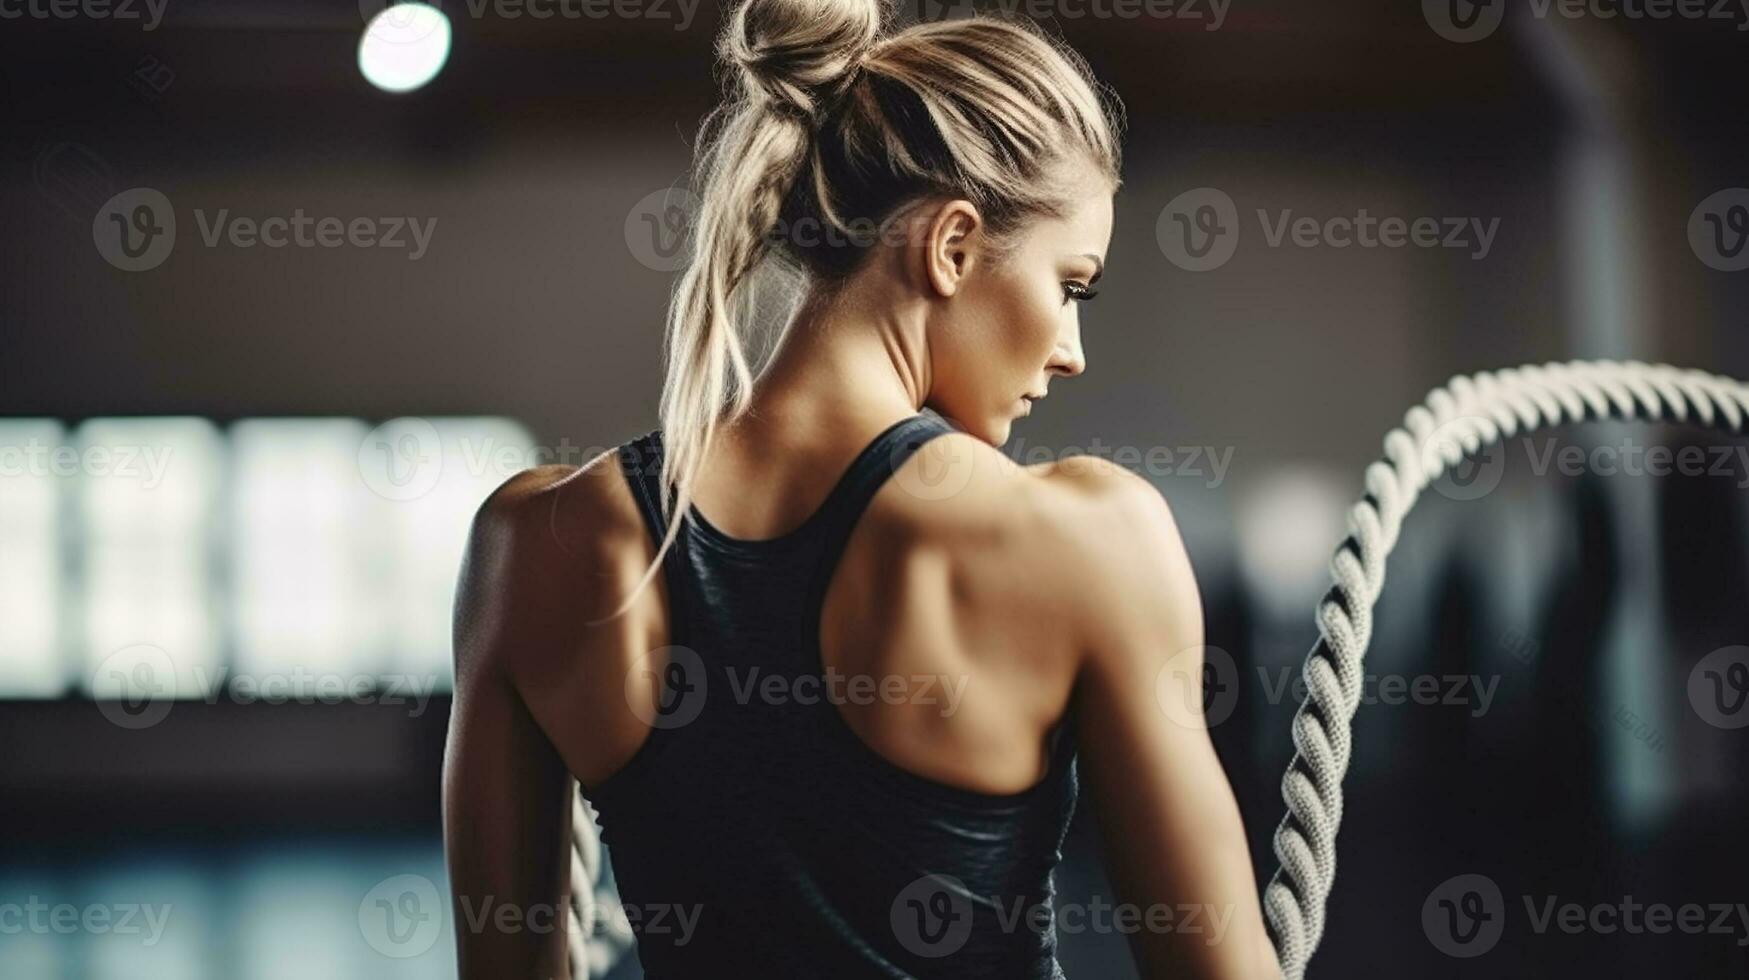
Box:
1062 281 1099 302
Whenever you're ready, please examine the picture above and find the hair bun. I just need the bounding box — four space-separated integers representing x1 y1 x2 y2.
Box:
723 0 883 120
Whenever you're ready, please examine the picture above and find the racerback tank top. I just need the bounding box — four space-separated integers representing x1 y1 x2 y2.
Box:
584 411 1079 979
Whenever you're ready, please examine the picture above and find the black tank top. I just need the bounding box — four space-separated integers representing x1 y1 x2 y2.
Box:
584 411 1079 980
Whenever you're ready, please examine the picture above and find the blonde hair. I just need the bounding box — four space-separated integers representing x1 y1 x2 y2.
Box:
628 0 1123 608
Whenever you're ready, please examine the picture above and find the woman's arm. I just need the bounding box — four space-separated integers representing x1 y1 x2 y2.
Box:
1069 467 1283 979
444 474 578 980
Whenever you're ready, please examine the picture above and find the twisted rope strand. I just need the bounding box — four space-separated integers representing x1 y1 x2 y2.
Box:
570 793 634 979
1263 359 1749 978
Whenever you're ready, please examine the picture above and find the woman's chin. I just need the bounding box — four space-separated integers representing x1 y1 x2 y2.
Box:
983 417 1015 448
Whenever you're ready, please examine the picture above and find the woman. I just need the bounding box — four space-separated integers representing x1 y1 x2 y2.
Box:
444 0 1281 976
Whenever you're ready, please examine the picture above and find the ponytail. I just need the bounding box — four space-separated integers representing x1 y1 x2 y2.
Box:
612 0 1121 615
611 0 883 615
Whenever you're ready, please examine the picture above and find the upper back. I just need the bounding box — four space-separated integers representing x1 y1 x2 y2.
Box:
459 412 1164 974
471 415 1139 797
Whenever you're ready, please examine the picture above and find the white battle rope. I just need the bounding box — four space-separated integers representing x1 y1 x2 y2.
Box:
568 793 633 978
1262 360 1749 978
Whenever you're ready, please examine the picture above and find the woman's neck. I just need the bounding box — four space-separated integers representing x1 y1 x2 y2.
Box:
689 279 935 538
738 277 931 442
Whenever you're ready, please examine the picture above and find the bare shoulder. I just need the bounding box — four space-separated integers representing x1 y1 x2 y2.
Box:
868 436 1199 661
1030 453 1204 668
454 448 655 680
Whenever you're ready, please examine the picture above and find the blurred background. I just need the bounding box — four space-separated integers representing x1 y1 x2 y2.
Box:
3 0 1749 976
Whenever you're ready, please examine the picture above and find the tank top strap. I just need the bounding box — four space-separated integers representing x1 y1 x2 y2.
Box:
806 411 960 588
615 429 699 625
616 429 672 545
615 412 957 569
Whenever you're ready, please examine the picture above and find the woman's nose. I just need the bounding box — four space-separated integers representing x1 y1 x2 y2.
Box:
1048 324 1085 378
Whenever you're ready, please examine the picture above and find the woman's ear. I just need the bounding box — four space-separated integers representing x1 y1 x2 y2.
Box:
922 199 982 298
